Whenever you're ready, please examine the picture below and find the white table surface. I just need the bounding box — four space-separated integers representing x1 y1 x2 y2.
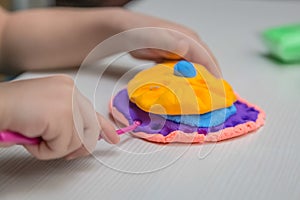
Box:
1 1 300 199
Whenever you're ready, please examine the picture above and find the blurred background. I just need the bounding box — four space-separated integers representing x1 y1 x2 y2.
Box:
0 0 54 10
1 0 297 10
0 0 133 10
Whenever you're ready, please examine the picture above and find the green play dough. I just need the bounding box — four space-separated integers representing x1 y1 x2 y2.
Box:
262 24 300 63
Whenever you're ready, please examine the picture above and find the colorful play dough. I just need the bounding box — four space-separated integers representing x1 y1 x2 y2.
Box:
174 60 197 77
110 90 265 143
127 61 236 115
161 104 237 127
111 61 265 144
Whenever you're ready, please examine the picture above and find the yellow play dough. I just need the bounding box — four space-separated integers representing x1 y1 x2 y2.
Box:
127 62 236 115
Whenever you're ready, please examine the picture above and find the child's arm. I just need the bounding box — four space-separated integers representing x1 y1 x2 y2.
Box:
0 7 219 76
0 7 122 72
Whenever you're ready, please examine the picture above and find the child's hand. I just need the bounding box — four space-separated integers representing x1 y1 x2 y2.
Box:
0 75 119 160
117 10 220 77
0 7 220 77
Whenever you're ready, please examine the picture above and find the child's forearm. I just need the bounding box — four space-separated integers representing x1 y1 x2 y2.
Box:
0 7 123 72
0 7 220 76
0 82 8 130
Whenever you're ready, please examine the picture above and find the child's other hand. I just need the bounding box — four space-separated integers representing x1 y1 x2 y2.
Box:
0 75 119 160
117 10 221 77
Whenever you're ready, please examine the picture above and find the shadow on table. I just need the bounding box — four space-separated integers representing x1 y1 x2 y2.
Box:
260 53 300 67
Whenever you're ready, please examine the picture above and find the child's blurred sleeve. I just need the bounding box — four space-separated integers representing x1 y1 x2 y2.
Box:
0 74 6 81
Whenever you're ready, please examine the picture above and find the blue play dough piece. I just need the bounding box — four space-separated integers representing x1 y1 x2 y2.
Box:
161 105 237 127
174 60 196 78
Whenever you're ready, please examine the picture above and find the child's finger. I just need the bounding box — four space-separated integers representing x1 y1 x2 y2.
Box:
0 142 15 148
75 91 100 153
23 127 84 160
97 113 120 144
188 40 222 78
64 145 90 160
23 102 85 160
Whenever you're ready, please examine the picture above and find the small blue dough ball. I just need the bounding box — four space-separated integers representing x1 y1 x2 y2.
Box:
173 60 196 78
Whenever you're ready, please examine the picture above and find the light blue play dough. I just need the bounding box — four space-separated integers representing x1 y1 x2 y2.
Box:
161 105 237 127
174 60 196 78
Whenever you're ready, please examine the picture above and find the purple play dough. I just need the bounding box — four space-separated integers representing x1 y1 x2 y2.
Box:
113 89 259 136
